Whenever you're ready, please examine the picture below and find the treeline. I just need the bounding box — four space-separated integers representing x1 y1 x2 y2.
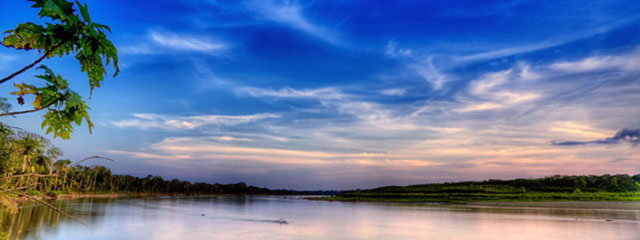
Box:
55 167 299 195
368 174 640 194
327 174 640 203
0 124 296 210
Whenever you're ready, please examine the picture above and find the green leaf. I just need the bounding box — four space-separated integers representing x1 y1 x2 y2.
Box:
29 0 75 21
75 1 90 23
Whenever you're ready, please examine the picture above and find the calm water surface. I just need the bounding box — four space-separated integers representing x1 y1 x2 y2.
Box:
1 196 639 239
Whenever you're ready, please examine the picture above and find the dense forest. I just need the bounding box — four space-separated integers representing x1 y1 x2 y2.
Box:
325 174 640 203
0 124 298 211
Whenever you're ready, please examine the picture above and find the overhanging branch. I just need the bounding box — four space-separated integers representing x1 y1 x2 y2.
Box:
0 41 67 85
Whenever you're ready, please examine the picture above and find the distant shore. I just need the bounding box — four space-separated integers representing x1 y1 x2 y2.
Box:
465 200 640 210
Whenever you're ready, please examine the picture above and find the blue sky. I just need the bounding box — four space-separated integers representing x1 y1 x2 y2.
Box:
1 0 639 190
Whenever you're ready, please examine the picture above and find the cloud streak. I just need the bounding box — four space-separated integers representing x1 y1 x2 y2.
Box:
110 113 278 130
552 129 640 146
149 31 225 51
242 0 342 45
120 30 226 54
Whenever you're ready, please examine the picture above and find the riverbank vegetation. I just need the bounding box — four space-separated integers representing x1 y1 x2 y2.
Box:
322 174 640 203
0 124 297 213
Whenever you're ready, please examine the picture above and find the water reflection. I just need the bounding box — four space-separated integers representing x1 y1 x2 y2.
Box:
0 198 112 239
1 196 639 240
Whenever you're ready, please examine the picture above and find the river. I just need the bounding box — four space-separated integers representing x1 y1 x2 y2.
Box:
1 196 639 239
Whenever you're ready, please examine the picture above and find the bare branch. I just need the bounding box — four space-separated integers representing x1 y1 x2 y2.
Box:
71 155 114 166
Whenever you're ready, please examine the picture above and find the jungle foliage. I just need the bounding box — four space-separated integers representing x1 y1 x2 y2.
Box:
0 124 296 214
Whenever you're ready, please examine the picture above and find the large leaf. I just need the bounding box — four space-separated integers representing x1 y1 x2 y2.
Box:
29 0 74 21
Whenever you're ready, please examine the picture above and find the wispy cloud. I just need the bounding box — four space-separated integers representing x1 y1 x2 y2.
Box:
412 57 451 90
549 48 640 72
456 68 540 112
149 31 225 51
458 19 634 63
239 86 346 100
110 113 278 130
388 18 635 91
243 0 341 45
385 40 412 58
549 122 615 139
120 30 226 54
552 129 640 146
108 136 441 167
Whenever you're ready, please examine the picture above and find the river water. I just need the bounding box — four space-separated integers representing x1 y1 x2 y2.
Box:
1 196 639 239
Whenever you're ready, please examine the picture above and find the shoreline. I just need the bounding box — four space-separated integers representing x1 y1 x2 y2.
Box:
311 196 640 210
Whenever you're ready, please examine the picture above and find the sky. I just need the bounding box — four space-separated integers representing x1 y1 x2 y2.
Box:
1 0 639 190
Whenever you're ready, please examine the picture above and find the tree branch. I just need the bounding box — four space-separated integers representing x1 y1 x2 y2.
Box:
0 100 56 117
72 155 114 166
0 41 67 85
